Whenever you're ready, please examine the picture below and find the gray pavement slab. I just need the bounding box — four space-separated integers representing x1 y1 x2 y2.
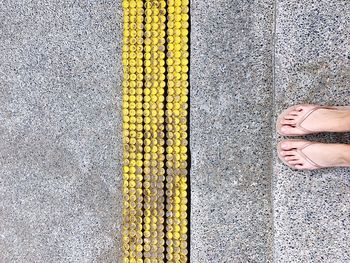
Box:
0 1 122 262
190 0 274 262
3 0 350 262
274 1 350 262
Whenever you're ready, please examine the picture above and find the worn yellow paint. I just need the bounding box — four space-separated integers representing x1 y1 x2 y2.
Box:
122 0 189 262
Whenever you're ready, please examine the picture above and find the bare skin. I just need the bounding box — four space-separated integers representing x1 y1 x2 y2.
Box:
278 105 350 170
279 140 350 170
280 105 350 135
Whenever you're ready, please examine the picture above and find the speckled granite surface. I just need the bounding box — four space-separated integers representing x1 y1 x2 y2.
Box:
2 0 350 262
274 0 350 262
190 0 274 262
0 1 122 262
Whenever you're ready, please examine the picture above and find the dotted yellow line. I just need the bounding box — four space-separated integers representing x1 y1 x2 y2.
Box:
122 1 144 262
122 0 189 262
143 1 167 262
165 0 189 261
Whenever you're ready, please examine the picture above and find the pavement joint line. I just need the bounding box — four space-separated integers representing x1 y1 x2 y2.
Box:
270 0 278 261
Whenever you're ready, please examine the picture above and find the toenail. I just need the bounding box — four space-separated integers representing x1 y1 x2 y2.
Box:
281 126 288 132
281 151 288 156
281 142 289 149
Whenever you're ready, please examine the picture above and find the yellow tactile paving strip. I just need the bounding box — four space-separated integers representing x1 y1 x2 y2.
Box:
122 0 189 262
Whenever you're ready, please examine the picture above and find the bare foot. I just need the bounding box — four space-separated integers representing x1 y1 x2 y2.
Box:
279 105 350 136
278 140 350 170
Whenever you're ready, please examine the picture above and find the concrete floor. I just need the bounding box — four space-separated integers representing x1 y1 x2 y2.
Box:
1 1 350 263
190 0 274 262
273 1 350 261
0 1 122 262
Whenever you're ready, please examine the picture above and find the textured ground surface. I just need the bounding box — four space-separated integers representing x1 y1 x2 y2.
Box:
190 0 274 262
0 1 122 262
273 1 350 262
1 0 350 263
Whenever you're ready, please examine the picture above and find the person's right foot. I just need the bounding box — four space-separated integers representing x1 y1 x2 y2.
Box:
278 105 350 136
278 140 350 170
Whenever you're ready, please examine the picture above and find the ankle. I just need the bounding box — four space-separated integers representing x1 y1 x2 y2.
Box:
336 110 350 132
326 110 350 132
338 144 350 166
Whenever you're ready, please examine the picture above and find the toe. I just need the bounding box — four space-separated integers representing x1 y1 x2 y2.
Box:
284 114 295 120
280 125 307 135
280 150 288 156
294 164 304 169
280 140 310 150
285 156 297 161
280 149 296 156
280 150 289 156
288 160 302 165
295 106 304 111
300 162 318 170
280 125 293 134
289 110 300 116
285 140 310 149
280 141 296 150
281 119 295 125
294 162 317 170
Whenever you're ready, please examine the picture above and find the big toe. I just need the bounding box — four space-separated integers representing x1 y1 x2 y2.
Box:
280 140 309 150
289 110 301 116
280 124 307 135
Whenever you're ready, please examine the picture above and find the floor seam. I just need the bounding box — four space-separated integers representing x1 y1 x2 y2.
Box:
270 0 278 262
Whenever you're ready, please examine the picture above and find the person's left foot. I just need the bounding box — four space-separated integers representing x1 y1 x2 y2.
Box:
278 140 350 170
